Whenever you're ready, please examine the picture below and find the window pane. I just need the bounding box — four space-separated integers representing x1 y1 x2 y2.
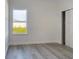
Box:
13 10 28 34
13 10 27 21
13 22 28 33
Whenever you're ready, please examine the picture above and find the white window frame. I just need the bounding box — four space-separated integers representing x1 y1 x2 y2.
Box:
13 9 28 34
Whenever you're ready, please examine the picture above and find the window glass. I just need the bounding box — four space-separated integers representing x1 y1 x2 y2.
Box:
13 10 28 34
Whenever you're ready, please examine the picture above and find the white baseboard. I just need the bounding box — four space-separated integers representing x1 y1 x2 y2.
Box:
10 40 61 46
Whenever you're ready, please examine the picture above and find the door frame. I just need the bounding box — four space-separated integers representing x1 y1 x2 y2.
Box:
62 8 73 45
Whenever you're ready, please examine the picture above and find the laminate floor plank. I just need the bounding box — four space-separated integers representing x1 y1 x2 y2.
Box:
6 43 73 59
33 45 58 59
45 44 73 58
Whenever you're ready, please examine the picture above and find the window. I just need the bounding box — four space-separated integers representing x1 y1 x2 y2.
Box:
13 10 28 34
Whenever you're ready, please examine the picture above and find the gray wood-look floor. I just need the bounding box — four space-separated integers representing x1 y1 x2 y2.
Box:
6 43 73 59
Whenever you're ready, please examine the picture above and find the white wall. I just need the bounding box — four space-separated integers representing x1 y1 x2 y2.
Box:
0 0 5 58
57 0 73 11
9 0 73 45
5 0 9 54
9 0 62 45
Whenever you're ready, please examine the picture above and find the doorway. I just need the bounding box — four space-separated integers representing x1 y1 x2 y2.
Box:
62 8 73 48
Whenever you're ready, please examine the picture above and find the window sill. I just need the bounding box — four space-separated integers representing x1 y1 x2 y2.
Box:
12 32 28 35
